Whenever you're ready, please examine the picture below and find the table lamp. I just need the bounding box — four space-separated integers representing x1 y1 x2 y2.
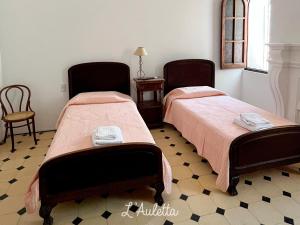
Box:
134 47 148 79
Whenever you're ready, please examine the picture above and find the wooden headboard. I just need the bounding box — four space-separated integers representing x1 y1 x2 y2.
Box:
68 62 130 99
163 59 215 94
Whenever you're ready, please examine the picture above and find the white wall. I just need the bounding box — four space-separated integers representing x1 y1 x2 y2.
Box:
0 54 2 88
0 0 242 131
241 70 275 112
270 0 300 43
0 53 4 140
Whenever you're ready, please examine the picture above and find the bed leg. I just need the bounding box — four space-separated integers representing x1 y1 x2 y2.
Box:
39 203 55 225
228 176 239 196
153 182 164 206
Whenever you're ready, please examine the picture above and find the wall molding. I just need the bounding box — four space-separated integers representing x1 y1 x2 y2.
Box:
267 43 300 49
267 43 300 123
268 65 285 117
267 61 300 69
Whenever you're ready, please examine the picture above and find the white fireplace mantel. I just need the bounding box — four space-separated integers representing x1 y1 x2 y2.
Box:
267 43 300 123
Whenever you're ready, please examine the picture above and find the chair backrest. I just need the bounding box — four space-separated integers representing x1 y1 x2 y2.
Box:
0 85 32 118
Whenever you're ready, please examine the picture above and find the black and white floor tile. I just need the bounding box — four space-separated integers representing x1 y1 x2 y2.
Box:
1 125 300 225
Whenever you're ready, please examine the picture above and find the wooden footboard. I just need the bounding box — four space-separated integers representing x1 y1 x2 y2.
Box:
228 125 300 195
39 143 164 225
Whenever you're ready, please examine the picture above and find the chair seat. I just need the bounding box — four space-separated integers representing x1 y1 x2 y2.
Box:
4 111 35 122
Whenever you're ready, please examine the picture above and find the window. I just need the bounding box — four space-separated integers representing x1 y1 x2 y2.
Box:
221 0 270 71
221 0 249 69
247 0 270 71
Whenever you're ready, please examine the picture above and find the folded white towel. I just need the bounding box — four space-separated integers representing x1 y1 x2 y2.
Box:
94 126 121 140
234 117 273 131
92 126 123 145
240 113 270 126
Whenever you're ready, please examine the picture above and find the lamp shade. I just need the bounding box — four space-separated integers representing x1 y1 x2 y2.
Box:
134 47 148 56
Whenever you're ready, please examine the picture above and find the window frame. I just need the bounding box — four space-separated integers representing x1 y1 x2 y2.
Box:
244 67 268 74
221 0 249 69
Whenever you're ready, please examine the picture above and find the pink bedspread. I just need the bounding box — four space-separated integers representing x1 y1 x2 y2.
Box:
25 92 172 213
164 86 294 192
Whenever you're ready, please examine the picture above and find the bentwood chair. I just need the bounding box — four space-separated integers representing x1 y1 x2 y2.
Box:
0 85 37 152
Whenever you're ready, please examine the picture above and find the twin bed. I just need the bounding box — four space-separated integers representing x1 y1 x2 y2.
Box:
26 60 300 225
163 59 300 195
26 62 171 225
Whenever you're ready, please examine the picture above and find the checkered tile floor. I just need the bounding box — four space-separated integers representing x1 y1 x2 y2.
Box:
1 124 300 225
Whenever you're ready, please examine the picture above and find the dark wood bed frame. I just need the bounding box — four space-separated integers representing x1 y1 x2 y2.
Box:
39 62 164 225
164 59 300 196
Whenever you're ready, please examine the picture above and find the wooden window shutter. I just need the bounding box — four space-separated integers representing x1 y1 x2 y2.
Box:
221 0 249 69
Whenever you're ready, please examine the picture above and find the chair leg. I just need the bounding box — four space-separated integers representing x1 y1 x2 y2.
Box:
9 122 15 152
32 118 37 145
3 123 8 143
27 119 32 136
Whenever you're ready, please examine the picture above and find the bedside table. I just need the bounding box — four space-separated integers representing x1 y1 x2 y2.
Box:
134 78 164 128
